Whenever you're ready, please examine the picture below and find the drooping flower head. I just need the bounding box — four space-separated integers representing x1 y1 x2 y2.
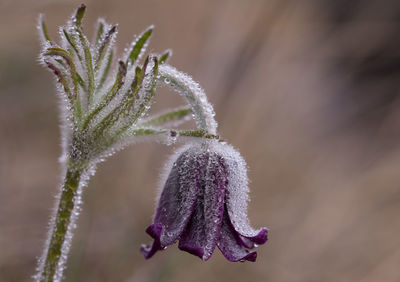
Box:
141 140 268 262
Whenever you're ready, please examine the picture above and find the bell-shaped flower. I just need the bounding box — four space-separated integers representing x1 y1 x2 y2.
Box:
141 140 268 262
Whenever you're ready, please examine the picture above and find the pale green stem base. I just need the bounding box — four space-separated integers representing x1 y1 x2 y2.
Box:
36 163 86 282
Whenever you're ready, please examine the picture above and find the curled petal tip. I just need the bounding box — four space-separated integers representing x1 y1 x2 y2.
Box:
240 251 257 262
252 228 268 245
140 244 155 259
237 227 268 249
141 224 163 259
221 249 258 262
146 223 162 238
178 243 205 260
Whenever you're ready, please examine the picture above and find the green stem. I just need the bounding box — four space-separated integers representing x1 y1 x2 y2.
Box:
36 162 87 282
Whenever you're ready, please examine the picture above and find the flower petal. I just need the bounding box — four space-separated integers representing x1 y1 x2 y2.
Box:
155 147 205 244
217 211 257 262
140 224 162 259
238 235 257 249
213 142 268 241
178 154 227 261
141 146 205 259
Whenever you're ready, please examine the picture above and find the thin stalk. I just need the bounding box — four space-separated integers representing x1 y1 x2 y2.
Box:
158 64 218 135
36 162 88 282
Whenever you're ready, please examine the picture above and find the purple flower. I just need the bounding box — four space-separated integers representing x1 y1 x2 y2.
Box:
141 141 268 262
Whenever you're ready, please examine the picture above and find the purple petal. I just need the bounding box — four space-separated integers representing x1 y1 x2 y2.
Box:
141 147 205 259
238 235 257 249
155 149 205 244
178 154 227 261
215 142 268 242
140 224 162 259
236 222 268 246
217 211 257 262
231 213 267 248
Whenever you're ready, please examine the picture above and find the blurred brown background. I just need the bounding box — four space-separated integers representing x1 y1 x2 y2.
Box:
2 0 400 281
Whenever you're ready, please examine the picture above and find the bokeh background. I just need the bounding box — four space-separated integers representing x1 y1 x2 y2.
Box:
2 0 400 281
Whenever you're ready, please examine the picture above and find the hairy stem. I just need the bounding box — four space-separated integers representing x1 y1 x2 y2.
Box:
158 64 218 135
129 128 219 140
36 162 87 282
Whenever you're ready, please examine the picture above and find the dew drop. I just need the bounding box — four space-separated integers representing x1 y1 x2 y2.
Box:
165 134 177 146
